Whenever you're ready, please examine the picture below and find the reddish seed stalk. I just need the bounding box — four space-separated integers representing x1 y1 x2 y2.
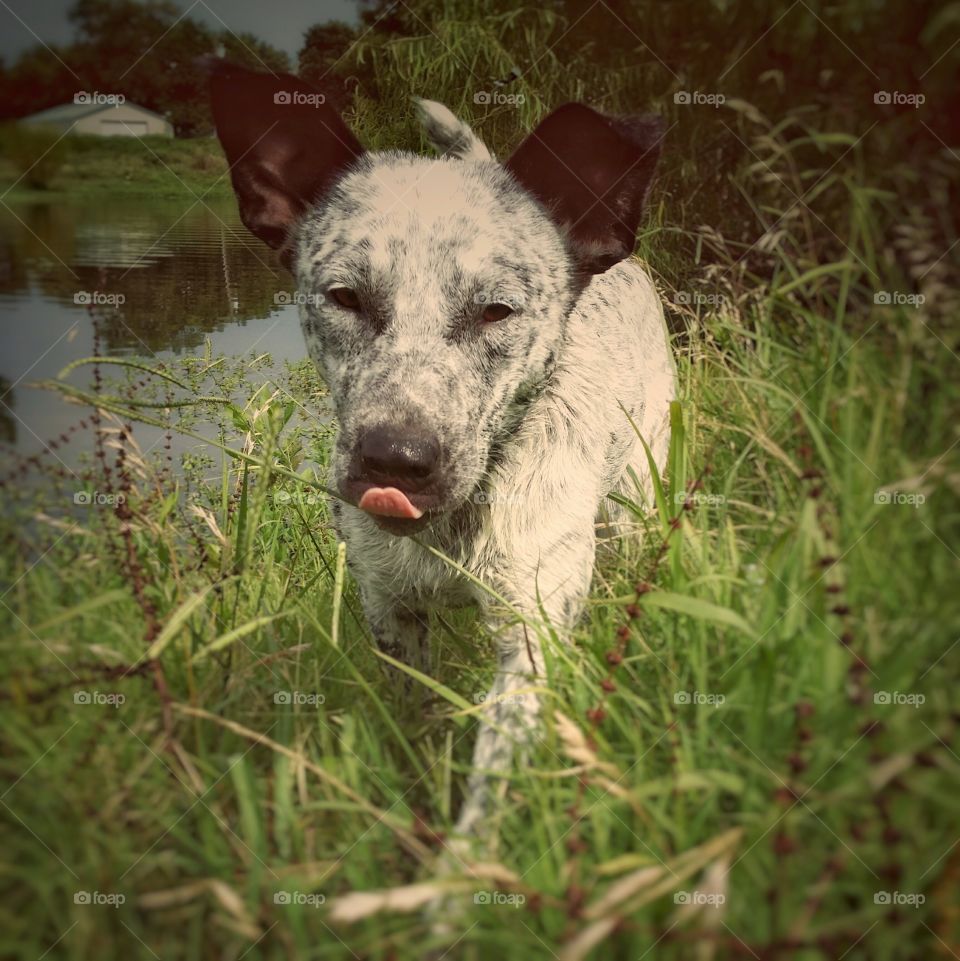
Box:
560 459 715 928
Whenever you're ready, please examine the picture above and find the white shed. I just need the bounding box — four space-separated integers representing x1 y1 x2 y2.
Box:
20 100 173 137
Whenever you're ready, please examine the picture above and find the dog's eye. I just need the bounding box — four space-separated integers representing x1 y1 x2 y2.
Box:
329 287 361 310
481 303 513 323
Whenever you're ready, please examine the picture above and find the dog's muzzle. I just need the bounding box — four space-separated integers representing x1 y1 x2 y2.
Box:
343 423 445 535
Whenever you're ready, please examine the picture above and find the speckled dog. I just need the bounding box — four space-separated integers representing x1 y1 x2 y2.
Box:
210 64 675 841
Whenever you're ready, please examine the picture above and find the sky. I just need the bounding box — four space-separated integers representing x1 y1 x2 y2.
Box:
0 0 361 64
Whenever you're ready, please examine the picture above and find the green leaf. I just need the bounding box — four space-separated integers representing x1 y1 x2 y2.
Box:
192 613 287 662
373 650 472 724
331 541 347 648
17 589 128 639
142 581 233 662
57 356 192 389
639 591 757 638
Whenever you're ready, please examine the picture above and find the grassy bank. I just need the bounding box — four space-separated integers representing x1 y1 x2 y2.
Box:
0 133 232 199
2 204 958 960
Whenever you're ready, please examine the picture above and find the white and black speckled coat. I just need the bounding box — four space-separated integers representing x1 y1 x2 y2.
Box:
210 64 675 842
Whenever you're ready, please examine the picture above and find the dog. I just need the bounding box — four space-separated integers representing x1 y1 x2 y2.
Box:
209 63 675 844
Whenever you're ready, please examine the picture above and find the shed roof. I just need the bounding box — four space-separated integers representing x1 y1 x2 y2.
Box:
22 101 169 124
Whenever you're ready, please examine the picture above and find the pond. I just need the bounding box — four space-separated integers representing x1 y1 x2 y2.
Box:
0 195 316 473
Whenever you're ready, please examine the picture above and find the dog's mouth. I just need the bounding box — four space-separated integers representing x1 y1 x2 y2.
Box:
345 481 441 536
358 486 423 519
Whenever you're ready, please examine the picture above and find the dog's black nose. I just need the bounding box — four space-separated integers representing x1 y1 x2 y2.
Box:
358 425 441 489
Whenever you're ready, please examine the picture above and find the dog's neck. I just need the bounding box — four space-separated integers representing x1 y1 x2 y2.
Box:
484 345 560 469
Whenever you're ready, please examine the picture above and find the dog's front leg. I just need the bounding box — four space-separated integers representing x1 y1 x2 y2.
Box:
334 510 432 672
453 524 597 841
453 631 543 838
426 622 549 941
360 584 431 675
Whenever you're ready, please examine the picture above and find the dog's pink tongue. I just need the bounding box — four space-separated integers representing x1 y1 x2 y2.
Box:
358 487 423 519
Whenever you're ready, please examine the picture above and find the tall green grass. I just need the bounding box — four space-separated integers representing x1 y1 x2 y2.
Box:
3 213 957 960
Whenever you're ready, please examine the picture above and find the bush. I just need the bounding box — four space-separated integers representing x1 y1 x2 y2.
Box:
0 122 68 189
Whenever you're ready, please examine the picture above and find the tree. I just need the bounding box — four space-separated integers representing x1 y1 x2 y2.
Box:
0 0 291 135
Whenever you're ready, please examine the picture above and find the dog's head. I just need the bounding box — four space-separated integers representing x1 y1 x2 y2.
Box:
210 64 663 535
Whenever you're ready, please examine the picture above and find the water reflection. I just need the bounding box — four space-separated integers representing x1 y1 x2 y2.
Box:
0 196 309 456
0 196 293 352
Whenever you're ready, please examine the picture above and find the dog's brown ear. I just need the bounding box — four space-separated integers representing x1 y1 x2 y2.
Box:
505 105 664 277
206 59 364 266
